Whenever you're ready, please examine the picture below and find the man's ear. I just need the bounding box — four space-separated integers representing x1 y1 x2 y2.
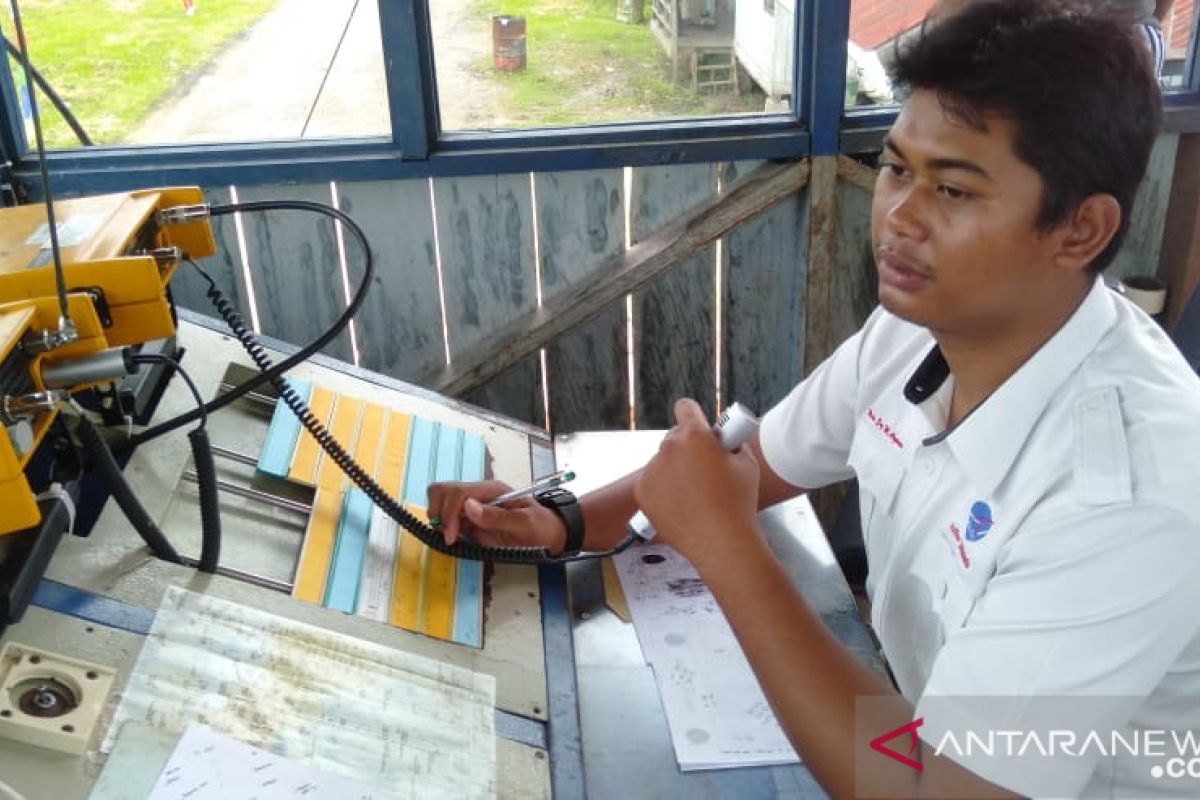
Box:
1053 194 1122 274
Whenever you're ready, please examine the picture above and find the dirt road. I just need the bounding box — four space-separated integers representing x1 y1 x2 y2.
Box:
128 0 504 144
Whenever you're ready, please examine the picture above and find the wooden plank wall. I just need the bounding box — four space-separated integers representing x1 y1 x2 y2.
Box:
337 180 444 383
183 131 1180 435
535 170 628 432
721 160 809 416
631 164 719 428
832 178 879 347
189 163 813 434
236 183 355 364
1110 132 1180 281
432 175 543 427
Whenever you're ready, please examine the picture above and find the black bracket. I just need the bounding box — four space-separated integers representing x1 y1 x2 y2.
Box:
73 286 113 328
0 160 19 207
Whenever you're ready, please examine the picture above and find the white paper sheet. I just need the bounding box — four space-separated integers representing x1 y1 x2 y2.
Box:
613 542 800 770
103 586 495 799
148 724 383 799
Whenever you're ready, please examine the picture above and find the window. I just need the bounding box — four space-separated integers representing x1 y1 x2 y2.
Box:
4 0 390 149
844 0 1200 110
429 0 795 129
0 0 1194 195
1161 0 1199 91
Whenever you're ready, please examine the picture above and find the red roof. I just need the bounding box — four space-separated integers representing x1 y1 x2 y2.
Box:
849 0 936 50
850 0 1195 56
1167 0 1195 54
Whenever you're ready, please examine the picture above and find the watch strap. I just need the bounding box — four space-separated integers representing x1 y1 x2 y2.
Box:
535 487 584 556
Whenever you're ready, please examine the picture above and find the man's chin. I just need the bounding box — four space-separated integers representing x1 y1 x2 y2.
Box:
878 283 931 326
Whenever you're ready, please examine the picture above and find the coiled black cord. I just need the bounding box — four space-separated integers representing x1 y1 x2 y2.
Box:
121 200 371 451
149 200 632 564
189 427 221 573
132 353 222 573
192 262 554 564
75 416 182 564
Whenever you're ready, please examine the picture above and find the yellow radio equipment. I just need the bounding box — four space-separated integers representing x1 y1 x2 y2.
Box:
0 187 216 536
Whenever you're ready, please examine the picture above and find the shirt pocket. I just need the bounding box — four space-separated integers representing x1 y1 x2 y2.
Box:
939 562 989 633
847 426 905 528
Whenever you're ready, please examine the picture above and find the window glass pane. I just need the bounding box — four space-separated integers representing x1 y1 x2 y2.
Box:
1160 0 1198 90
428 0 795 131
846 0 1200 109
4 0 389 150
845 0 931 110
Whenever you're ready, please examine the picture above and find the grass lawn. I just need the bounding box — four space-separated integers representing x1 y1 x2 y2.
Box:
6 0 276 149
471 0 762 126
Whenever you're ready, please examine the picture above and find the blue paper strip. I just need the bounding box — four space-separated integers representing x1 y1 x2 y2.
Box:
402 418 438 507
323 489 372 613
452 432 486 648
257 380 312 477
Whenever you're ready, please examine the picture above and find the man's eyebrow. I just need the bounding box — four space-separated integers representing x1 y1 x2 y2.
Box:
882 135 994 181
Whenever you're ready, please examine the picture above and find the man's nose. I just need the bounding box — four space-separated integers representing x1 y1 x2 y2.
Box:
883 186 929 241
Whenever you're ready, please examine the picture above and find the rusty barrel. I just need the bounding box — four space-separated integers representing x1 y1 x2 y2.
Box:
492 15 526 72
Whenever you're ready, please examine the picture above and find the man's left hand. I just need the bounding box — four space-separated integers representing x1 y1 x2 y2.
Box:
633 397 761 572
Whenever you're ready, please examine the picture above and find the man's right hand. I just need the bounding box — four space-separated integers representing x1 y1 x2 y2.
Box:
427 480 568 554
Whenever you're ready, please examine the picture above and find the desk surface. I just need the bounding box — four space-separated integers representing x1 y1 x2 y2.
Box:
0 321 556 799
0 321 879 800
556 431 882 798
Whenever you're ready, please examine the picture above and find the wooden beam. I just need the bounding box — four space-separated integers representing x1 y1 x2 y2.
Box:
1162 134 1200 329
804 155 847 535
837 154 878 193
803 156 839 376
427 159 811 396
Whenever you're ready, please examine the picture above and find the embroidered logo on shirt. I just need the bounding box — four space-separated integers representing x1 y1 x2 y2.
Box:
948 523 971 568
947 502 994 569
865 408 905 449
964 501 994 542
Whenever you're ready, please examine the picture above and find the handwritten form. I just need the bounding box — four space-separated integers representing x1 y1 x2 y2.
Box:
613 543 800 771
148 724 382 799
102 586 495 799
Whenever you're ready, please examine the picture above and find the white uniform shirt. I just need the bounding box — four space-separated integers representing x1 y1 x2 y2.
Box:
759 278 1200 797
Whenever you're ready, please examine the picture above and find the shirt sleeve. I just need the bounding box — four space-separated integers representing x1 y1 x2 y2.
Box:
915 502 1200 797
758 306 926 490
757 313 875 490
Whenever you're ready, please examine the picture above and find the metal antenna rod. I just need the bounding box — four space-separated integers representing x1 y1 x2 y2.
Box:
7 0 76 343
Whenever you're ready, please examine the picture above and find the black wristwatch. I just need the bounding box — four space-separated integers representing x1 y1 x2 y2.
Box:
534 487 584 557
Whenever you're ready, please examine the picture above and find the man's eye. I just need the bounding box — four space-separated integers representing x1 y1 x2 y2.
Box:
938 185 971 201
880 162 907 179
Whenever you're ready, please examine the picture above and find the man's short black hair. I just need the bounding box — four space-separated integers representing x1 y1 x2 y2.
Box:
889 0 1162 273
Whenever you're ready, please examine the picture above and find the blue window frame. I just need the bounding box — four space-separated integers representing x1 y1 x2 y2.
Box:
0 0 833 195
0 0 1196 196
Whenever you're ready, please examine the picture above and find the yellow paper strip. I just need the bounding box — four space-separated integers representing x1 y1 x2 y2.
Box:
288 386 335 485
353 403 386 478
389 504 427 631
316 396 363 490
421 549 457 638
292 487 344 603
377 411 413 496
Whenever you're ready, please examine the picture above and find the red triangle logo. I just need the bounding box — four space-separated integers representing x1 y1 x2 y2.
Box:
869 717 925 772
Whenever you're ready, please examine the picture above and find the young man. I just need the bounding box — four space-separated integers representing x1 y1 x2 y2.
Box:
431 1 1200 795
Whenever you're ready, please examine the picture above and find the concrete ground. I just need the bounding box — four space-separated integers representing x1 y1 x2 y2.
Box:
127 0 501 145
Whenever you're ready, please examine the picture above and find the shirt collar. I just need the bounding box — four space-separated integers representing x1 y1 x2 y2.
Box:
904 277 1119 496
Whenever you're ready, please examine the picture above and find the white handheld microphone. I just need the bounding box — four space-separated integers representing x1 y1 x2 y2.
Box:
627 402 759 541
